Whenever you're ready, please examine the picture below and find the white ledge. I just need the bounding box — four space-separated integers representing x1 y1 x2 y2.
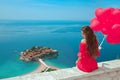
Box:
4 59 120 80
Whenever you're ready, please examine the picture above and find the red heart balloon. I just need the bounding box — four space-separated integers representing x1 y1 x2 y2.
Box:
95 8 114 22
90 18 103 31
106 24 120 44
106 35 120 44
111 24 120 36
112 9 120 24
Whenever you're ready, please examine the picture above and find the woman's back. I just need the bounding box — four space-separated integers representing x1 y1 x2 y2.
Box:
76 40 100 72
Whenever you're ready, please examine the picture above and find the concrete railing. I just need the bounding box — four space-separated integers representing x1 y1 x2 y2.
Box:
4 60 120 80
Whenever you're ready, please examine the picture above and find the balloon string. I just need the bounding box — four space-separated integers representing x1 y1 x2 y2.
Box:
99 35 107 48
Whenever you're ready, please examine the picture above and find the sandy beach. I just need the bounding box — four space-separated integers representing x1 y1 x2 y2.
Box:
26 59 60 75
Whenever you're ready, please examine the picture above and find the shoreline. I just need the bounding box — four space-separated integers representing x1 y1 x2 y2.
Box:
3 59 60 79
24 59 60 76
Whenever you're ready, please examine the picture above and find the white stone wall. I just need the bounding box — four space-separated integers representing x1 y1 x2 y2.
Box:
4 60 120 80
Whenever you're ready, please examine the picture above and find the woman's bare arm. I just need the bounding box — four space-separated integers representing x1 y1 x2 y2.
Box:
76 57 81 64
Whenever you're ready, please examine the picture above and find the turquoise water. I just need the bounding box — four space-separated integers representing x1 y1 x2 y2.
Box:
0 20 120 79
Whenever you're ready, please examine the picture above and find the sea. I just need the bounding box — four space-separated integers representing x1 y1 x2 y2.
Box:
0 20 120 79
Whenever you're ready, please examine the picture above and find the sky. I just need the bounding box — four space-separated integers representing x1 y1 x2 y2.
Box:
0 0 120 21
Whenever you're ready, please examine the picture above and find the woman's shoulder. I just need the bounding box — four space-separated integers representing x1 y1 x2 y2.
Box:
81 39 86 44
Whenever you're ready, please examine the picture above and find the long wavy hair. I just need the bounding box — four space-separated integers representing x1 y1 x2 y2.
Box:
81 26 98 58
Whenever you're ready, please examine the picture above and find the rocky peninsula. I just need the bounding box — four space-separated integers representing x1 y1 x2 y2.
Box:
20 46 58 62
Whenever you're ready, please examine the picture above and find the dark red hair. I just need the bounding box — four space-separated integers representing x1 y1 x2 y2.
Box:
81 26 98 58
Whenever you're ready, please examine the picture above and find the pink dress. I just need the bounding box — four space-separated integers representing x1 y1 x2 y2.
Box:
76 42 100 72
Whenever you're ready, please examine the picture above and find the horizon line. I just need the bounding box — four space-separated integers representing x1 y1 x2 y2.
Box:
0 19 90 22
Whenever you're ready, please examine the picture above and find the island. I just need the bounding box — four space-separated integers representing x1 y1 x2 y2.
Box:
19 46 58 62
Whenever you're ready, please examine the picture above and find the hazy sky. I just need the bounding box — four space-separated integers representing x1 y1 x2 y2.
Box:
0 0 120 21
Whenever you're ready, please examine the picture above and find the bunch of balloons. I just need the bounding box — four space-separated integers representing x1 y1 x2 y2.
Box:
90 8 120 44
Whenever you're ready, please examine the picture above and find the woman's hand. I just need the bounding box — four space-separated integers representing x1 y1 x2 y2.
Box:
98 46 102 50
76 57 81 64
76 60 78 64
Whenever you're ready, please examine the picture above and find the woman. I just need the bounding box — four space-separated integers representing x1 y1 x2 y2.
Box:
76 26 100 72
